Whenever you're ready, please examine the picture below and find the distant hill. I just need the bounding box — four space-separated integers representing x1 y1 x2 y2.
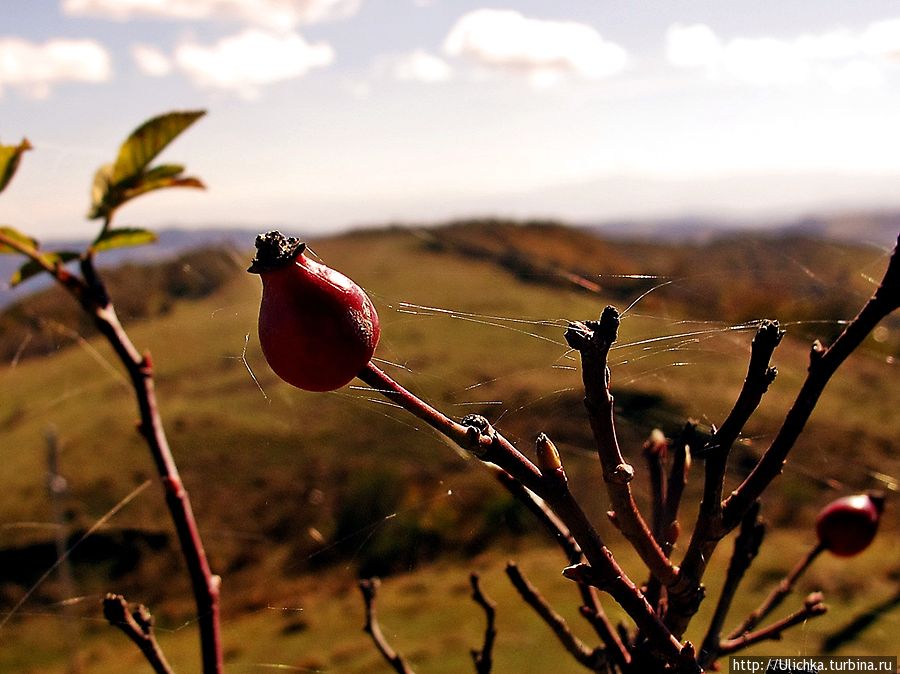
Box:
4 212 894 310
583 210 899 247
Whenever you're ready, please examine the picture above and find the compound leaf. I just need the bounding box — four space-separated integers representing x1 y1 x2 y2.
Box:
111 110 205 185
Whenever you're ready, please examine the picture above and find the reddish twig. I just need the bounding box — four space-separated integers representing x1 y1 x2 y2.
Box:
488 464 582 565
359 578 416 674
469 573 497 674
667 322 782 636
506 562 606 671
643 430 668 549
698 501 766 669
0 232 223 674
357 362 684 661
718 592 828 655
662 429 690 556
81 256 222 673
488 463 629 668
564 307 678 589
727 541 824 640
668 236 898 638
722 237 899 528
103 594 174 674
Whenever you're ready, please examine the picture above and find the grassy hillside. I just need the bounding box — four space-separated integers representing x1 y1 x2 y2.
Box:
0 222 897 671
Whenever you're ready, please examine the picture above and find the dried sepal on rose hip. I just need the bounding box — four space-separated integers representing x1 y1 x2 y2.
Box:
815 492 885 557
248 230 380 392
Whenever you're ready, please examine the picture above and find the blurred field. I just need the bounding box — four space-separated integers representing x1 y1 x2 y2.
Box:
0 222 897 671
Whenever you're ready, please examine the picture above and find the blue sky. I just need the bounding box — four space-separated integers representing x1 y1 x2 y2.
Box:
3 0 900 239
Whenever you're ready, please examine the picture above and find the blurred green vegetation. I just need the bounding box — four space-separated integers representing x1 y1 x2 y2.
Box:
0 221 897 671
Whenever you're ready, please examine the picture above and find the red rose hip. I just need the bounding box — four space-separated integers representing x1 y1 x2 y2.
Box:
248 231 380 392
815 493 884 557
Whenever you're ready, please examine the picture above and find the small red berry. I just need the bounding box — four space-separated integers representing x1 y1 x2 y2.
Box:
815 493 884 557
248 231 380 392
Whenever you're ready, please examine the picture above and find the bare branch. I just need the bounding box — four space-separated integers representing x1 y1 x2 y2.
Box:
668 238 899 638
564 307 678 588
359 578 416 674
487 461 630 668
727 542 824 640
699 501 766 669
469 573 497 674
103 594 174 674
357 362 683 661
723 237 900 528
643 430 668 548
718 592 828 655
81 267 222 672
506 562 606 671
666 323 781 637
662 429 690 555
487 464 582 565
0 245 224 672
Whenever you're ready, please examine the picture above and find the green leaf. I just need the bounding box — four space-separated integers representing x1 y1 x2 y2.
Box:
92 227 158 252
0 225 38 255
111 110 205 185
141 163 186 182
120 175 205 205
88 163 116 220
0 138 32 194
10 251 79 287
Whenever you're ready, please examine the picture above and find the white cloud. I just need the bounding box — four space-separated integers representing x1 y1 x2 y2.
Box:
62 0 360 29
0 37 111 98
390 49 452 83
723 37 809 85
173 29 334 98
862 18 900 57
666 19 900 90
444 9 626 86
795 30 859 60
132 43 172 76
827 59 884 92
665 23 721 68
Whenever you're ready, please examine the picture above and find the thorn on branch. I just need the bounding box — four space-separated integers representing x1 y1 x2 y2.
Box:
103 594 174 674
359 578 416 674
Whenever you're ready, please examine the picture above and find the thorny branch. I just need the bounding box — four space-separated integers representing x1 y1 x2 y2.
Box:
359 578 417 674
103 594 174 674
